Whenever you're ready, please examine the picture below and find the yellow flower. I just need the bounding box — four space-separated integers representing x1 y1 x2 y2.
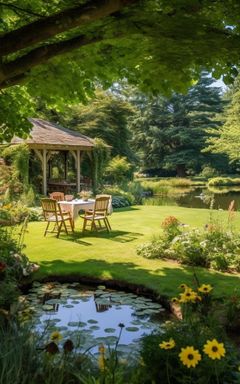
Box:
179 346 201 368
159 339 176 350
179 290 197 303
171 297 179 304
203 339 226 360
50 331 62 343
179 283 189 290
198 284 213 294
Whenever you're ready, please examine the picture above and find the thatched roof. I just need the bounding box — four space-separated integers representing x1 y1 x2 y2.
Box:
11 118 94 150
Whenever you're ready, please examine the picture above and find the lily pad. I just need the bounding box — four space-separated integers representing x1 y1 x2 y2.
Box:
125 327 139 332
104 328 116 333
68 321 83 327
89 325 100 331
87 319 98 324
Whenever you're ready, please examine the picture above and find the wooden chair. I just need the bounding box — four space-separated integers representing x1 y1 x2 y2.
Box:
41 198 74 237
81 195 111 233
49 192 65 201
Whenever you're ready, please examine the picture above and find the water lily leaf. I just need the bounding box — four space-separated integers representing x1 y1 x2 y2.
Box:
104 336 118 344
125 327 139 332
63 304 74 308
68 321 82 327
78 322 87 328
89 325 100 331
87 319 98 324
104 328 116 333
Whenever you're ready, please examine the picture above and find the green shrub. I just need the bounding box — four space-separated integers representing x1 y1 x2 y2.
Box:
208 177 240 186
0 226 39 308
105 155 133 184
200 166 219 179
112 195 131 208
137 216 240 272
102 186 133 207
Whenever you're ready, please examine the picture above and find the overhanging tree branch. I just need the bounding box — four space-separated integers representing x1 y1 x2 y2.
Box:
0 0 138 56
0 33 103 88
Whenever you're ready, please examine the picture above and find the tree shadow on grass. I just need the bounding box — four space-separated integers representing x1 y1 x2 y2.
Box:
61 229 144 245
37 258 240 298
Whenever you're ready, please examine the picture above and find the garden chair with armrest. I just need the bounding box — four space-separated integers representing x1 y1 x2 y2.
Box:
81 195 111 233
41 198 74 237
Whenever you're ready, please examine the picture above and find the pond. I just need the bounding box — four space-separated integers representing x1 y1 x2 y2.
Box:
143 186 240 210
19 282 167 358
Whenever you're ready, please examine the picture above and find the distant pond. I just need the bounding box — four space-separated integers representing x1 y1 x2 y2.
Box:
143 186 240 210
19 282 167 358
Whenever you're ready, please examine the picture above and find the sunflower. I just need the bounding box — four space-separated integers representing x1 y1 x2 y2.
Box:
198 284 213 294
50 331 62 343
203 339 226 360
159 339 176 350
179 346 201 368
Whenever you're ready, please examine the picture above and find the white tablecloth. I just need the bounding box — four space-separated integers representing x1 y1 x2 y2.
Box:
59 199 95 221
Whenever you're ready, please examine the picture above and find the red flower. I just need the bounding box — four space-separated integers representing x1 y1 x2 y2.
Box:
0 262 6 273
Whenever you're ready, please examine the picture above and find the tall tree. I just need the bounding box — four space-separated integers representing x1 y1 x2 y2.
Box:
41 90 136 161
1 0 240 140
205 78 240 164
130 74 226 176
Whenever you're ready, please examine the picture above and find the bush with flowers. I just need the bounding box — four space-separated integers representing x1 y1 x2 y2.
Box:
138 282 240 384
137 215 240 272
0 225 39 310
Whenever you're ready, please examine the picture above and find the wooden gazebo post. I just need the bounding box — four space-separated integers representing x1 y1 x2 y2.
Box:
77 149 81 193
43 149 47 195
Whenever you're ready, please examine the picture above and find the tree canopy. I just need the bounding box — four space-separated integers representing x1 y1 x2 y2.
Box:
1 0 240 141
205 77 240 164
130 74 227 176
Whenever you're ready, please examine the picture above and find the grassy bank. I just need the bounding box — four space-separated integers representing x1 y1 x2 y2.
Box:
24 205 240 298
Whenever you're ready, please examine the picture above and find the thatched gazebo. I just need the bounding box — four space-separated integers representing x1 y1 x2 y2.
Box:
11 118 94 195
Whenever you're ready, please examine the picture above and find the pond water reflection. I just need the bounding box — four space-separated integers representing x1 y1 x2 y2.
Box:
20 282 166 357
143 187 240 210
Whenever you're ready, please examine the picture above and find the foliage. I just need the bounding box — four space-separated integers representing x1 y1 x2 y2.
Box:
129 74 227 176
208 177 240 186
92 138 110 193
0 161 23 202
105 156 133 185
2 1 240 140
205 77 240 162
61 90 136 162
0 319 136 384
2 144 30 186
199 166 219 179
102 186 133 208
137 214 240 272
139 283 240 384
0 224 38 308
0 202 34 225
161 216 181 241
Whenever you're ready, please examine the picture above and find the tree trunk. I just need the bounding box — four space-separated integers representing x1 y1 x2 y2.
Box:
176 164 186 177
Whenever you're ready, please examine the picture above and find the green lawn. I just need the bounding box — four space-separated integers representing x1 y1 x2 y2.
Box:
25 205 240 298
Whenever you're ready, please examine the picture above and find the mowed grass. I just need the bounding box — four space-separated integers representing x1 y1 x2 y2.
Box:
25 205 240 298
